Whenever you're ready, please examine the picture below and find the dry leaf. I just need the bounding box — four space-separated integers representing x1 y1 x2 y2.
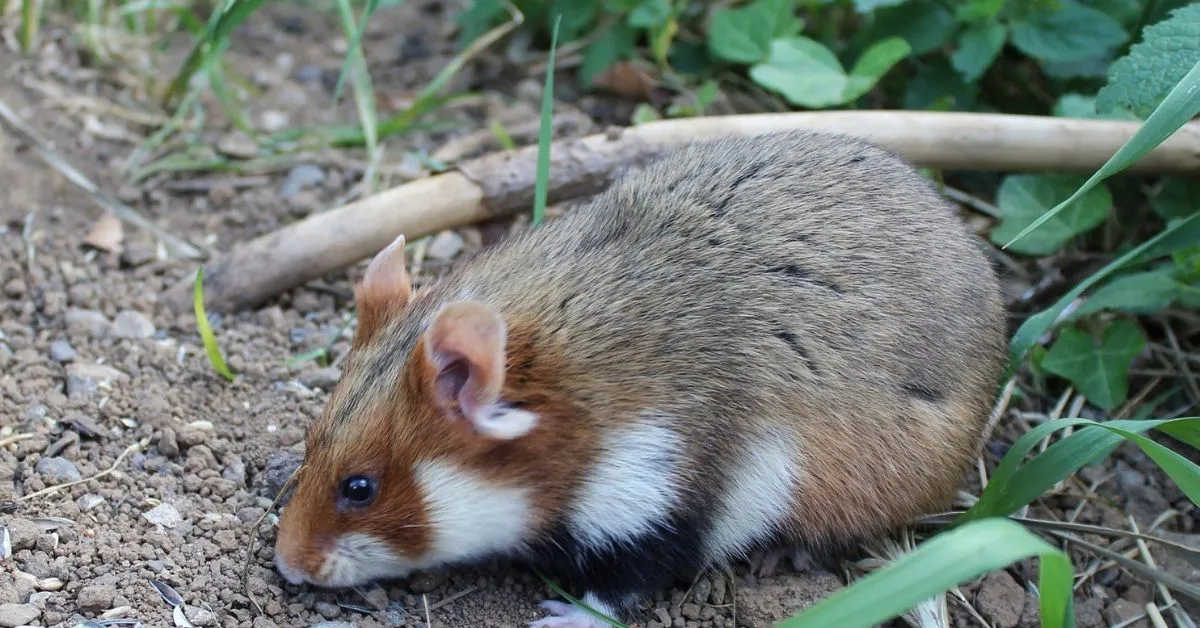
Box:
83 212 124 252
592 60 659 100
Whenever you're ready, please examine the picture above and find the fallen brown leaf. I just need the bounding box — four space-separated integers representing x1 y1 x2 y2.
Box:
83 212 124 252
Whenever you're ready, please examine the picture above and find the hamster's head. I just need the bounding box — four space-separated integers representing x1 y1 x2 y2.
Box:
272 234 549 589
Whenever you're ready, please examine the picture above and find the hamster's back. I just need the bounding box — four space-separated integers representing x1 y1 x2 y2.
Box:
416 130 1006 549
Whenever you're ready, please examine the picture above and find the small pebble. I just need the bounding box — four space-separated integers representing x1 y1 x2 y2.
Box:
313 601 341 619
76 494 105 512
158 428 180 458
142 503 183 529
5 518 40 551
298 367 342 391
48 340 76 362
64 309 111 338
426 230 464 261
76 583 117 611
36 457 82 484
65 362 127 400
111 309 156 339
120 242 157 267
0 603 40 627
260 110 290 132
217 131 259 158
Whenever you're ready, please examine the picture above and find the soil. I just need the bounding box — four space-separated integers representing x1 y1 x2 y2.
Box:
0 2 1197 628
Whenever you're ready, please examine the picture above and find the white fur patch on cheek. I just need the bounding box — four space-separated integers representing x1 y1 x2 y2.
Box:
567 418 682 550
414 459 533 564
472 404 538 440
703 428 798 564
318 533 413 587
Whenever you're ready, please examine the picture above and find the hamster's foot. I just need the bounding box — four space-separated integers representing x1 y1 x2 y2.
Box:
747 545 813 578
529 600 615 628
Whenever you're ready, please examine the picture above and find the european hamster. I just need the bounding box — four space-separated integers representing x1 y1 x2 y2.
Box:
272 130 1007 627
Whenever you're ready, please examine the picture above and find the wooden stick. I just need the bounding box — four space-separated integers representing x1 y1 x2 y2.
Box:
162 110 1200 314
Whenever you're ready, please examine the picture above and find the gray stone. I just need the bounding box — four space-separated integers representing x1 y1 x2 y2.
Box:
280 164 326 198
76 494 105 512
111 310 156 339
65 363 127 400
157 428 180 458
426 230 464 261
142 503 183 530
76 583 117 612
183 605 217 626
4 518 40 551
64 309 110 338
48 340 76 362
217 131 258 158
298 367 341 391
0 603 40 627
263 451 303 504
120 242 157 267
36 457 81 484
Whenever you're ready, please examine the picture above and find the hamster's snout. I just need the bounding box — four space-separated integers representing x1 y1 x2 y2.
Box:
273 552 308 586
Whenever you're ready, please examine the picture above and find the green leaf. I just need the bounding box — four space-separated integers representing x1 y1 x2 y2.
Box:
852 0 908 12
956 0 1005 22
1010 0 1128 62
751 37 908 108
844 37 912 101
455 0 506 47
1041 53 1115 80
1072 268 1183 318
1000 60 1200 251
707 0 792 64
193 266 236 382
861 1 957 56
1153 178 1200 221
779 518 1074 628
989 174 1112 255
552 0 599 40
950 21 1007 81
1096 4 1200 118
628 0 669 28
1052 93 1138 119
750 37 847 108
580 21 637 87
1008 211 1200 372
904 57 978 111
1041 319 1146 410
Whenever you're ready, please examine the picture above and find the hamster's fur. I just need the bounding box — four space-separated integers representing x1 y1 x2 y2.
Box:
273 130 1007 627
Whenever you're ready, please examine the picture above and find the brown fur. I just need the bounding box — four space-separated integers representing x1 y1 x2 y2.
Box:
275 129 1006 581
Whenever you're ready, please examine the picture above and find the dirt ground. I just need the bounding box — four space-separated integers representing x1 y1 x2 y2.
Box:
1 2 1198 627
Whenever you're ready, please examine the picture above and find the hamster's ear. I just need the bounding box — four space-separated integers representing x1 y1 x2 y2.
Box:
354 234 412 347
423 301 536 440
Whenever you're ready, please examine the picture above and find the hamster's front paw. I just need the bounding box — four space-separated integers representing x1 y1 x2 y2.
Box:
528 600 615 628
747 545 814 577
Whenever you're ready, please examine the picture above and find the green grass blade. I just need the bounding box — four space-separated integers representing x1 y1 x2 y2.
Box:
532 568 629 628
334 0 380 190
193 266 237 382
1002 59 1200 250
779 518 1074 628
531 14 561 228
960 417 1200 523
20 0 42 53
1008 209 1200 373
165 0 268 106
332 0 387 104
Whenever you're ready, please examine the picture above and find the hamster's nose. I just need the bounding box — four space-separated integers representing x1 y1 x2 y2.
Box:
274 552 308 585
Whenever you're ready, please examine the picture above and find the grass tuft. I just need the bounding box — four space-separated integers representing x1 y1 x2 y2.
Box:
193 266 237 382
531 14 560 228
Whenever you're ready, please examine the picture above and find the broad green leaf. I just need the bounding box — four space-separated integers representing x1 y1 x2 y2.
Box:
552 0 599 40
1096 4 1200 118
1082 0 1142 28
904 57 978 111
1008 211 1200 372
990 174 1111 255
749 38 847 108
1152 178 1200 221
1041 319 1146 410
1042 54 1116 80
1052 93 1138 119
950 21 1007 81
707 0 777 63
961 417 1200 523
956 0 1004 22
1010 0 1128 63
580 21 637 87
1072 268 1182 318
844 37 912 101
861 1 957 56
751 36 908 108
1002 60 1200 251
779 518 1074 628
628 0 669 28
852 0 908 12
454 0 505 47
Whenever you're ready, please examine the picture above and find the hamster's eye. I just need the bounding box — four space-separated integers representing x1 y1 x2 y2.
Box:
339 475 377 507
